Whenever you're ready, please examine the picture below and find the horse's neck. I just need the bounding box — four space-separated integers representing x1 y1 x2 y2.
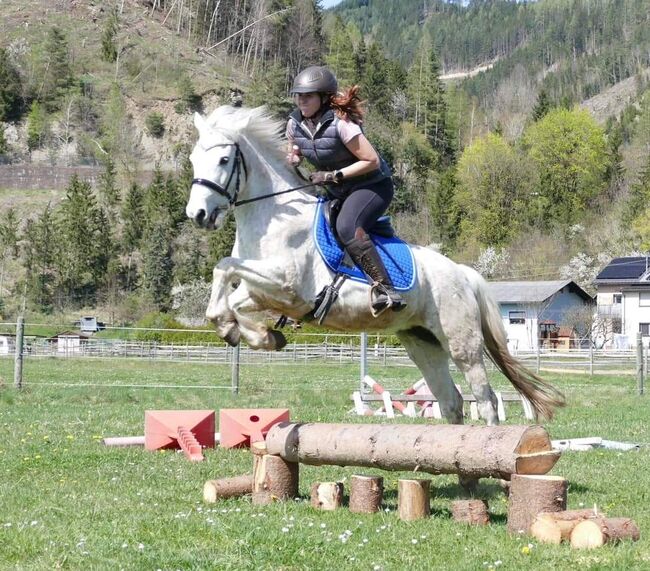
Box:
234 137 314 257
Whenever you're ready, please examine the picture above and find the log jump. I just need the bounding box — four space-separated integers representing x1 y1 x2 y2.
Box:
265 422 559 480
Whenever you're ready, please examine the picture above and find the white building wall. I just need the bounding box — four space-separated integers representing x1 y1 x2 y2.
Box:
622 290 650 347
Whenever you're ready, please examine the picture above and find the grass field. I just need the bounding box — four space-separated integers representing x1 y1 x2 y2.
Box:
0 356 649 570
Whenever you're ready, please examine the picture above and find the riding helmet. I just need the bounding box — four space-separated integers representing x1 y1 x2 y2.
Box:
291 66 338 95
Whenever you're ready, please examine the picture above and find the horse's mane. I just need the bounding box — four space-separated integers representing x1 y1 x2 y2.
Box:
205 105 286 162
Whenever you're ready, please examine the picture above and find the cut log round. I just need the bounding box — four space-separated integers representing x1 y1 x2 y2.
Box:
507 474 567 534
398 479 430 521
451 499 489 525
203 474 253 502
310 482 344 510
252 452 299 500
570 517 640 549
531 509 604 543
349 475 384 514
265 422 558 480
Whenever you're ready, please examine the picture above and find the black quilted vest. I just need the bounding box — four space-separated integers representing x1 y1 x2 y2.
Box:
288 108 391 191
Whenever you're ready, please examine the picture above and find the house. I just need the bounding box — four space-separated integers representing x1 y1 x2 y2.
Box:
488 280 594 351
47 331 92 355
594 256 650 348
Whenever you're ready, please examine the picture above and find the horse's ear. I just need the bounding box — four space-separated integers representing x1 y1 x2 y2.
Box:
194 112 207 133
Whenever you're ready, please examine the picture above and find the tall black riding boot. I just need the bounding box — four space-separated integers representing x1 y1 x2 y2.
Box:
345 231 407 314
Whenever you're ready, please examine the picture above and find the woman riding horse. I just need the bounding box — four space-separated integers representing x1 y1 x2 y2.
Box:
285 65 406 314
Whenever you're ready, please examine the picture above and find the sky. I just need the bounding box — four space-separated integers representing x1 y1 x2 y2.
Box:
321 0 343 8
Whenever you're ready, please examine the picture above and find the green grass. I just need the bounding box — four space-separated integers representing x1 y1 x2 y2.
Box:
0 357 649 570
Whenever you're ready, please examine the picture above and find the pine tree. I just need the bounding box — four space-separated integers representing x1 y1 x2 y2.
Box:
363 42 390 115
101 6 119 63
97 157 120 223
27 101 48 151
532 88 552 121
141 223 173 312
22 206 58 312
0 47 22 121
121 181 144 290
325 16 357 88
38 26 73 111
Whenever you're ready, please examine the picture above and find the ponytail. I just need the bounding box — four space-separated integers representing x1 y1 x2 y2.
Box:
329 85 365 124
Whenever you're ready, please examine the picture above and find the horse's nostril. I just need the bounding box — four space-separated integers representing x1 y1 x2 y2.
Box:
196 209 206 224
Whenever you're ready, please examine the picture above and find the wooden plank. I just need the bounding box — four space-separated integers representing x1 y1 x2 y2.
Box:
354 392 523 403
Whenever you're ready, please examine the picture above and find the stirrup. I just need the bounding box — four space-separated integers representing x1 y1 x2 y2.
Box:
369 282 403 317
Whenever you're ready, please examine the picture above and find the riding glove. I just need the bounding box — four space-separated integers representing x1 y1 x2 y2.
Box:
309 171 336 185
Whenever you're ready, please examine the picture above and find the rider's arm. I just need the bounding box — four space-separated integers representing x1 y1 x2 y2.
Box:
336 120 380 180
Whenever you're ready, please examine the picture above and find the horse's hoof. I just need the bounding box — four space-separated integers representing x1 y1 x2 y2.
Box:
223 326 241 347
268 330 287 351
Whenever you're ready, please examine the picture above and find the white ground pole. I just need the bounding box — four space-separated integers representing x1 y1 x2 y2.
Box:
360 332 368 393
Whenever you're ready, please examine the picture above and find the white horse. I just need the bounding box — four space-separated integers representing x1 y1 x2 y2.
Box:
186 105 565 426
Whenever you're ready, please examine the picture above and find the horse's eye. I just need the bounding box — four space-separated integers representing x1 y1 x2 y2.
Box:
219 156 230 165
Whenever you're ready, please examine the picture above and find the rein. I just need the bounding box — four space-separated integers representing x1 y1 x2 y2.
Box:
191 142 317 209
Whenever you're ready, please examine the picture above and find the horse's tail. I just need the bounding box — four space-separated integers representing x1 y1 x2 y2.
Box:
461 266 566 421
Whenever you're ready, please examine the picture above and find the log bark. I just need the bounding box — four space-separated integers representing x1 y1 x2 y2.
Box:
507 475 567 534
570 517 640 549
310 482 344 510
530 509 604 543
265 422 559 479
349 475 383 514
398 479 430 521
252 451 299 500
451 499 489 525
203 474 253 502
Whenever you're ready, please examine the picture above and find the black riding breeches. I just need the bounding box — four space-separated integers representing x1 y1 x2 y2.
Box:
335 177 394 246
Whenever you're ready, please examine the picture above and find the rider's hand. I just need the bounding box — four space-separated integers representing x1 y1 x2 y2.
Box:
309 171 335 185
286 144 302 166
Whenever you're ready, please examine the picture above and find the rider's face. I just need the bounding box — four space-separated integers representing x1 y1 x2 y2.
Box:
296 92 321 119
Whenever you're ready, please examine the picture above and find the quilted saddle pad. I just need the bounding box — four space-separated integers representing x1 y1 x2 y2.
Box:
313 200 416 291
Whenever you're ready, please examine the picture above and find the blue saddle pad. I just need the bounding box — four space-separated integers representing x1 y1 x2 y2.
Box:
313 200 416 291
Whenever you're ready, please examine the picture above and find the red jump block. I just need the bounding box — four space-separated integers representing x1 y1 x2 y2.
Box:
145 410 216 461
219 408 290 449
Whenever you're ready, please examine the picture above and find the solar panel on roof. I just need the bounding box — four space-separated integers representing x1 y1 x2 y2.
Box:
596 257 649 280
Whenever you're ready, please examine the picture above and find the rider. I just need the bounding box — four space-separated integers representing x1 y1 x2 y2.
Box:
286 65 406 314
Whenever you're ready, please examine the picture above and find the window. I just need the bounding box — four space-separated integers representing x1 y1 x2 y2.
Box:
509 310 526 324
640 292 650 307
640 323 650 336
613 294 622 304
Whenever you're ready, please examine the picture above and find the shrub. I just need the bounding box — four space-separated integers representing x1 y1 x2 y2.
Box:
145 111 165 138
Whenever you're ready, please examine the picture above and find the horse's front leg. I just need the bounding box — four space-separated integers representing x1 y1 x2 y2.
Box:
207 256 301 351
206 266 241 346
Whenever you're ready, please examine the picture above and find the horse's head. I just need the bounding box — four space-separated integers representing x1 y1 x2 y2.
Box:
186 110 246 229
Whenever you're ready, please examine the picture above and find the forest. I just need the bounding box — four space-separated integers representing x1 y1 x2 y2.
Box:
0 0 649 325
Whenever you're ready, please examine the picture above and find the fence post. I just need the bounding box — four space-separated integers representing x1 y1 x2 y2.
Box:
535 341 540 375
637 333 644 396
360 332 368 393
231 343 240 395
14 316 24 389
589 338 594 376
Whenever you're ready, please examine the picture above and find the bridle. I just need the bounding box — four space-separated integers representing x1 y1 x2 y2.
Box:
191 141 317 209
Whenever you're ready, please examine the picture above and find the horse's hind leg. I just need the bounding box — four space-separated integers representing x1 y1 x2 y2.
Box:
397 328 463 424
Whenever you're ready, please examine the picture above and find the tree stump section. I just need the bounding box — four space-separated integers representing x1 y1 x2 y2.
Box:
451 499 490 525
203 474 253 502
310 482 344 510
398 479 431 521
530 509 604 543
265 422 559 480
252 441 299 500
349 475 384 514
507 475 567 534
570 517 640 549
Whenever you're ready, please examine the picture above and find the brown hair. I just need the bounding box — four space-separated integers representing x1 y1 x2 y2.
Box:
328 85 364 124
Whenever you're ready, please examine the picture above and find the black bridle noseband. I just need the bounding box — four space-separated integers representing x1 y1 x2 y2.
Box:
191 142 316 209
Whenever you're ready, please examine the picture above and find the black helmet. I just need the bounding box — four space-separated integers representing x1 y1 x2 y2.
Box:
291 66 338 95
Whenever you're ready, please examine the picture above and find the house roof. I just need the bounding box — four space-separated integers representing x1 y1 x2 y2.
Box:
595 257 650 283
488 280 593 304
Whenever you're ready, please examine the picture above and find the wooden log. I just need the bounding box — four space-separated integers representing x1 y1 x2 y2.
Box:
252 449 299 500
265 422 559 480
507 475 567 534
203 474 253 502
530 509 604 543
570 517 640 549
451 499 490 525
252 491 275 506
349 475 383 514
310 482 344 510
102 436 145 447
398 479 430 521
